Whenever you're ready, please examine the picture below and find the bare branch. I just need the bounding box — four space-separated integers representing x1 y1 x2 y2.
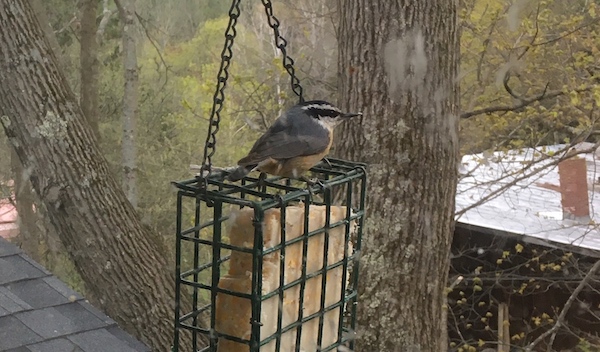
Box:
96 0 116 44
524 260 600 352
460 86 592 119
113 0 124 15
516 2 541 61
475 15 500 84
134 11 170 90
530 18 600 48
502 71 527 102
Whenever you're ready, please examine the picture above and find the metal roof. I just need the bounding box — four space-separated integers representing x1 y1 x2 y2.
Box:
0 238 150 352
456 142 600 257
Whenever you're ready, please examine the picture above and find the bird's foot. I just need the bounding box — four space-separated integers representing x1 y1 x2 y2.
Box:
274 193 285 206
319 158 333 168
190 164 234 180
258 172 267 188
303 177 327 204
300 176 326 189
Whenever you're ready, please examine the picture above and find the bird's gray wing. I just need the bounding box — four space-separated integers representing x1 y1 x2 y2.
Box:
237 115 330 166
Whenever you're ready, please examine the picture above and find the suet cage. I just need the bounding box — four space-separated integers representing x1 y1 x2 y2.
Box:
171 0 367 350
172 159 366 352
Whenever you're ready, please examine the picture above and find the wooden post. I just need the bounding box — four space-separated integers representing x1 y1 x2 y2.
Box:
498 302 510 352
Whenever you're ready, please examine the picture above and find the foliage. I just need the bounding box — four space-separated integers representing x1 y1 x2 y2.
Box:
130 16 285 235
1 0 599 350
459 0 600 154
449 232 600 351
453 1 600 348
0 0 339 290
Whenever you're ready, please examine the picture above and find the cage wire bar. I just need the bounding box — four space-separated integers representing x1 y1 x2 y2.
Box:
172 0 366 350
172 159 367 351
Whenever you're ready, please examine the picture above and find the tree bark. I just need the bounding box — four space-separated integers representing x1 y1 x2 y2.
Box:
336 1 459 351
79 0 101 140
115 0 138 208
0 1 178 350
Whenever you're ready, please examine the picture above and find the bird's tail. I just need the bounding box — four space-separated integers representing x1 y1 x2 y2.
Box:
226 165 253 181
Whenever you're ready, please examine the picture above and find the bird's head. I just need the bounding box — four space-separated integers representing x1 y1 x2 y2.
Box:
299 100 362 128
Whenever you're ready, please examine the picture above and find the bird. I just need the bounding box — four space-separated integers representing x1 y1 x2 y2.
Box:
227 100 361 182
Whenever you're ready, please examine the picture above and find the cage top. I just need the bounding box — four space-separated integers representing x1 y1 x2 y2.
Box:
173 158 367 210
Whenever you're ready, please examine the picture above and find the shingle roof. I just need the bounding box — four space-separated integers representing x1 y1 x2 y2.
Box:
456 142 600 257
0 237 150 352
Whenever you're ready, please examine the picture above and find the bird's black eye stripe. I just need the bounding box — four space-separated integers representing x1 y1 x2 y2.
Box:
309 108 340 118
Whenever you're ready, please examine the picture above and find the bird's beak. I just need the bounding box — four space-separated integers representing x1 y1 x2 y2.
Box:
342 112 362 118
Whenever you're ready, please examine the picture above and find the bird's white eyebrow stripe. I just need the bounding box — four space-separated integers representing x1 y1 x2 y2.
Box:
301 104 341 113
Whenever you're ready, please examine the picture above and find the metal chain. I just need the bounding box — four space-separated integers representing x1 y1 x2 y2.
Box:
261 0 305 103
200 0 242 179
200 0 305 180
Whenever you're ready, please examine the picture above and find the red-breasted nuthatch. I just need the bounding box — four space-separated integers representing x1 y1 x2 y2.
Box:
227 100 361 181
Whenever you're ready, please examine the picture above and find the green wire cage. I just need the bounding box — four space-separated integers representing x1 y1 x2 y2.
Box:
171 1 367 350
172 159 367 351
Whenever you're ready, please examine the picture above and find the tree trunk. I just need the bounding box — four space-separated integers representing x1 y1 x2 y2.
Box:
336 1 459 351
0 1 178 350
79 0 101 139
115 0 138 208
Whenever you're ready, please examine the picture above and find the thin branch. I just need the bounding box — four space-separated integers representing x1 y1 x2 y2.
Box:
54 0 81 35
502 71 527 102
134 11 170 90
524 260 600 352
460 86 592 119
476 14 500 84
54 15 78 35
516 2 541 61
530 18 600 48
96 0 116 44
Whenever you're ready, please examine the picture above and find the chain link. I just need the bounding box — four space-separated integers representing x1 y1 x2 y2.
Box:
200 0 242 179
261 0 305 104
200 0 305 180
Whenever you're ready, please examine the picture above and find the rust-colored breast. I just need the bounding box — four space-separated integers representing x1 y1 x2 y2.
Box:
256 129 333 178
277 129 333 178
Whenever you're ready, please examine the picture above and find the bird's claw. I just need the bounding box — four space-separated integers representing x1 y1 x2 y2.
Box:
274 193 285 204
320 158 333 168
309 178 326 188
301 176 327 191
258 172 267 189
